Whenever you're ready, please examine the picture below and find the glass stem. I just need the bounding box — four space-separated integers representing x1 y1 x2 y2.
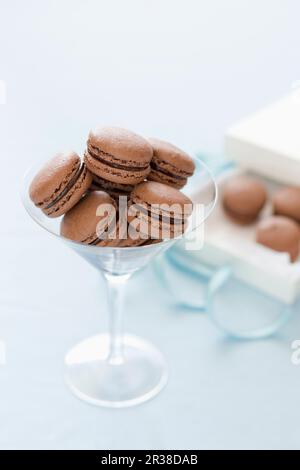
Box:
103 272 131 365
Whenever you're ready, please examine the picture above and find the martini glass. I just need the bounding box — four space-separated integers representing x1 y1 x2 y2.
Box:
21 157 217 408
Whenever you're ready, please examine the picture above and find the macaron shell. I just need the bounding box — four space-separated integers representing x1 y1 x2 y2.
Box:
256 216 300 262
90 175 134 198
45 165 93 218
84 150 150 185
88 126 153 164
148 138 195 175
132 181 192 209
29 151 81 208
95 221 147 247
222 177 267 218
130 211 188 239
273 187 300 223
148 168 187 189
129 198 190 224
60 191 116 244
128 198 189 240
223 203 259 225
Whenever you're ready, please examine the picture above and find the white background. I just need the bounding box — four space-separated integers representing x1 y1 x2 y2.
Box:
1 0 300 450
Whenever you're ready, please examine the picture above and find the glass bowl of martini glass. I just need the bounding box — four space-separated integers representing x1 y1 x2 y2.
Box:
21 157 217 408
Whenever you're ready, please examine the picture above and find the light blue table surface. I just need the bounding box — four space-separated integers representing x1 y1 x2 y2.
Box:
1 0 300 450
1 223 300 450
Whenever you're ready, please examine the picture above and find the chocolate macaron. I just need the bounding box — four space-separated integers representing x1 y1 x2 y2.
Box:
29 151 92 218
105 221 148 248
91 174 134 200
60 191 117 246
84 126 153 185
129 181 193 239
222 176 267 224
148 138 195 189
273 186 300 223
256 215 300 262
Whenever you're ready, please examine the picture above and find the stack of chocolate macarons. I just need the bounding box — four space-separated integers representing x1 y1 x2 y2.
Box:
29 126 195 247
222 176 300 262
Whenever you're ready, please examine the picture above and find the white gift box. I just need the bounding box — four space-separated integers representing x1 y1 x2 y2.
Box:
197 93 300 304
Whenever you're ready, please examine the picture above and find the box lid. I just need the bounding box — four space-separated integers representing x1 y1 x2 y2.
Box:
225 92 300 185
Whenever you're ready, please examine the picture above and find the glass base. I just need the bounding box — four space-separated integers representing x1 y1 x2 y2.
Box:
64 334 168 408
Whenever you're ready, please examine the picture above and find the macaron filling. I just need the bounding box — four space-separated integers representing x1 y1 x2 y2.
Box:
91 182 132 197
151 158 193 179
131 202 186 226
91 175 134 196
87 146 150 171
150 165 186 183
33 160 80 209
44 163 86 210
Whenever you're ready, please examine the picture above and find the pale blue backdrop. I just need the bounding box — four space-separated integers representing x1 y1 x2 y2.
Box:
1 0 300 450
